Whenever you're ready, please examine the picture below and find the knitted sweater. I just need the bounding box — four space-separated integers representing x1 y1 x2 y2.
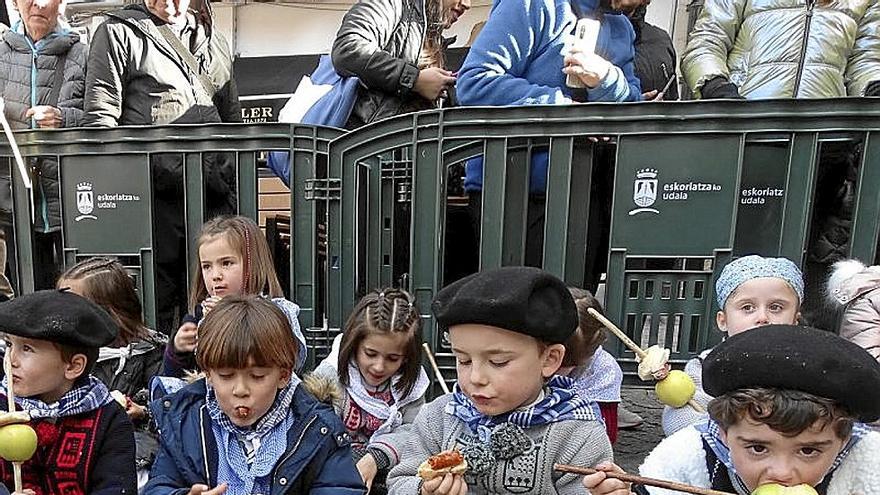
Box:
639 426 880 495
387 394 613 494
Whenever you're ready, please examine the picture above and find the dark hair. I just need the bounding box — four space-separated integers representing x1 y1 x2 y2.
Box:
563 288 608 367
189 215 283 312
57 257 149 347
196 295 298 371
708 388 855 440
55 343 98 377
339 288 423 397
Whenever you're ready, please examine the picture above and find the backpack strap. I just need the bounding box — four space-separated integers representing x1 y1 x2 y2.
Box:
156 24 217 100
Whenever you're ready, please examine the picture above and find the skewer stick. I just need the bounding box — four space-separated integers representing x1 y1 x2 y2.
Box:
587 308 705 414
4 354 23 493
554 464 735 495
422 343 450 394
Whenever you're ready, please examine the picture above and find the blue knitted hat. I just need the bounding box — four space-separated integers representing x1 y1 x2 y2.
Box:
715 255 804 308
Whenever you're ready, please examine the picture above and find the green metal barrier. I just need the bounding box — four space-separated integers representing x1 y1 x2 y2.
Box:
323 99 880 389
0 124 341 355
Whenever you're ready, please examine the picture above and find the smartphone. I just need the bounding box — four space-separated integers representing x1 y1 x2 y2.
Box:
566 18 601 88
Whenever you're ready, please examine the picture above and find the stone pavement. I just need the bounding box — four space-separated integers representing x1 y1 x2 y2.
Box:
613 386 666 473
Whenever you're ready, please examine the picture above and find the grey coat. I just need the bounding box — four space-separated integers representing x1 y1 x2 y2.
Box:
0 24 86 231
331 0 432 128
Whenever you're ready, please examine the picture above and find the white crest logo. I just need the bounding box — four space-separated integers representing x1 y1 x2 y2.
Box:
629 168 659 216
75 182 98 221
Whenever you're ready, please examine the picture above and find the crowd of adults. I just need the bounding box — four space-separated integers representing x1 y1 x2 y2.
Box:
2 0 880 331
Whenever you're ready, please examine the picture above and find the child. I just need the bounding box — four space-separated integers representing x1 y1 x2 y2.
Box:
387 266 613 494
144 295 365 495
662 255 803 435
310 288 430 493
57 256 167 487
560 288 624 443
163 215 307 377
0 289 137 494
583 324 880 495
827 258 880 360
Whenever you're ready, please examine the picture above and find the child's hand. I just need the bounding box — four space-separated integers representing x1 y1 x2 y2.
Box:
12 489 37 495
201 296 222 315
581 462 633 495
186 483 228 495
420 473 467 495
356 454 378 493
174 322 198 353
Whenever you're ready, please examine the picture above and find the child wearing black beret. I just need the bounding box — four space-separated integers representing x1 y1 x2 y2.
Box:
387 266 613 495
0 290 137 494
583 324 880 495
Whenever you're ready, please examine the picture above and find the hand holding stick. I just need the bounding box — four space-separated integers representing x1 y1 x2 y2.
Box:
422 343 450 394
587 308 705 414
4 354 24 493
554 463 735 495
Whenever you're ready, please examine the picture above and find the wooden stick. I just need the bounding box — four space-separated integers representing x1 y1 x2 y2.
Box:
422 343 450 394
554 464 735 495
587 308 706 414
587 308 646 359
4 353 23 493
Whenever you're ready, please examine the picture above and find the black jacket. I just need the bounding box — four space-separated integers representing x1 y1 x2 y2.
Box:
629 6 678 100
332 0 434 128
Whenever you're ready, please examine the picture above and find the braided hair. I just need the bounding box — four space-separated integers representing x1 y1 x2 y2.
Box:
57 257 150 347
338 288 424 396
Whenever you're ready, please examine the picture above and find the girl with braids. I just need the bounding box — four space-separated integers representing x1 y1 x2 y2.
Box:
57 256 168 488
331 0 470 128
309 288 430 494
163 215 308 378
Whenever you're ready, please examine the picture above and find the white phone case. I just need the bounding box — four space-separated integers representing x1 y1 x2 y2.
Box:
566 18 601 88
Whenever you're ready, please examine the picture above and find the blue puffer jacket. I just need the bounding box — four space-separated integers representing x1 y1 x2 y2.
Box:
144 380 365 495
458 0 641 194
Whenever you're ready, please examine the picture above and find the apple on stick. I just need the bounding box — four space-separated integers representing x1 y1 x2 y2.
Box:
751 484 819 495
4 353 37 492
586 308 705 412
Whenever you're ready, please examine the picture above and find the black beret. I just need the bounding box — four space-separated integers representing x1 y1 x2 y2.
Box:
432 266 577 344
703 324 880 422
0 290 118 349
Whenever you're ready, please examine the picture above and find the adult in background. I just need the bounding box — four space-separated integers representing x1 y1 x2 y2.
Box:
682 0 880 329
0 0 87 292
456 0 642 290
628 2 677 100
84 0 240 334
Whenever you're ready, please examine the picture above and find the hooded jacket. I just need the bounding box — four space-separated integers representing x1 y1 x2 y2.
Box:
331 0 434 128
144 379 365 495
828 259 880 361
682 0 880 98
0 23 86 232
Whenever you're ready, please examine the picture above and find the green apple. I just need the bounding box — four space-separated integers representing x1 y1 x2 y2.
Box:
654 370 696 408
0 423 38 462
751 483 819 495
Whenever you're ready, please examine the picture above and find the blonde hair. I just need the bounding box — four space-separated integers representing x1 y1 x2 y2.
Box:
189 215 283 312
196 295 298 371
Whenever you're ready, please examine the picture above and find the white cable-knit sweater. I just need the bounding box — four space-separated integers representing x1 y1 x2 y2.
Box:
639 426 880 495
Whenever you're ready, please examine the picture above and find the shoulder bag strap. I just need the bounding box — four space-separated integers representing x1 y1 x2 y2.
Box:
156 24 217 100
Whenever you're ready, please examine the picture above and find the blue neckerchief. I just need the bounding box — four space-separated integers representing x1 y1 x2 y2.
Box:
1 375 112 419
696 419 869 493
444 375 602 437
206 377 299 495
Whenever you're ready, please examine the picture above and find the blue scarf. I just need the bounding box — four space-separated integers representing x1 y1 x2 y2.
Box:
444 375 602 434
696 419 870 494
1 375 112 419
206 377 299 495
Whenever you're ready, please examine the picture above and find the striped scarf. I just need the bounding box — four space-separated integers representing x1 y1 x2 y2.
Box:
1 375 112 419
696 419 870 494
206 377 300 495
444 375 602 434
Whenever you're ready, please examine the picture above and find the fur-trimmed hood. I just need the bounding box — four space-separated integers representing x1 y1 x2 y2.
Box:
827 259 880 306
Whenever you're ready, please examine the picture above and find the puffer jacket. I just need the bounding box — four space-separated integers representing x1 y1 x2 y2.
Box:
331 0 431 128
0 23 86 232
682 0 880 98
828 260 880 361
144 379 365 495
